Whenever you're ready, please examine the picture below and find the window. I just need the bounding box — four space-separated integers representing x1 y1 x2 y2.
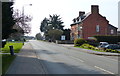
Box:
96 25 100 32
111 29 114 34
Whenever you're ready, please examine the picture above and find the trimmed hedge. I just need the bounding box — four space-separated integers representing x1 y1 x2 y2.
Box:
94 35 120 44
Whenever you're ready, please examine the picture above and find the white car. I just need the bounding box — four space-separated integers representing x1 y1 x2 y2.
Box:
98 42 109 48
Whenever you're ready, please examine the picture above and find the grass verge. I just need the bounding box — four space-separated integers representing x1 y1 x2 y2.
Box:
2 54 16 74
2 42 23 53
75 46 106 52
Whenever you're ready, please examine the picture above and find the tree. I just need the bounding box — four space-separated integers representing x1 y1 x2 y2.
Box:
2 2 16 39
40 17 49 32
2 2 16 47
35 33 43 40
49 14 64 30
40 14 64 40
13 9 32 34
48 29 63 41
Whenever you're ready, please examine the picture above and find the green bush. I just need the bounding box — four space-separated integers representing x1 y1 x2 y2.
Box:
81 44 96 50
105 49 120 53
74 38 87 46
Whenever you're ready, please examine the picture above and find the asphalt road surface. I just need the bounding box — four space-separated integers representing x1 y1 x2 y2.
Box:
29 40 119 74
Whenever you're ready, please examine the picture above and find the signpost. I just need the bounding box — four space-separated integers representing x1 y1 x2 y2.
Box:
61 35 65 40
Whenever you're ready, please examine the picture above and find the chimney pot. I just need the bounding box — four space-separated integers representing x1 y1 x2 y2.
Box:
79 11 85 16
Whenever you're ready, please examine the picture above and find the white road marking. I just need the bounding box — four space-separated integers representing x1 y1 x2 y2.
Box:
94 66 114 74
70 56 84 62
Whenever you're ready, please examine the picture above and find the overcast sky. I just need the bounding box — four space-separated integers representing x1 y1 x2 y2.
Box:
13 0 119 36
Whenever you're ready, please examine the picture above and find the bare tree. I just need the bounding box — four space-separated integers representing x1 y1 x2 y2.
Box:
13 9 32 34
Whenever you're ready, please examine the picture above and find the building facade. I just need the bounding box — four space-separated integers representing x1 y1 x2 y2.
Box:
70 5 118 40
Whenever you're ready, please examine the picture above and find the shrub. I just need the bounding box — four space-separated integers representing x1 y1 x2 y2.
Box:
81 44 96 50
74 38 87 46
105 49 120 53
105 49 111 52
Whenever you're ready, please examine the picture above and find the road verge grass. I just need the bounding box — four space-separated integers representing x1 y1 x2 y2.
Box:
2 42 23 53
75 46 105 52
2 54 16 74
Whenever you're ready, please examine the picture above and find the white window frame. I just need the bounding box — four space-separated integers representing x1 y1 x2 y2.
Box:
96 25 100 32
111 29 114 34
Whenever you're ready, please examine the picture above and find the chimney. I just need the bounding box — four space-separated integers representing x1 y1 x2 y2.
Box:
91 5 99 14
79 11 85 16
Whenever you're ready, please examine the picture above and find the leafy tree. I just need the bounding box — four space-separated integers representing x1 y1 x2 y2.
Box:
2 2 16 39
40 17 49 32
2 2 16 47
35 33 43 40
48 29 63 41
40 14 64 40
49 14 64 30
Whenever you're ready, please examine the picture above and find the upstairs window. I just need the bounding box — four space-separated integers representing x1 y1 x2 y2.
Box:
111 29 114 34
96 25 100 32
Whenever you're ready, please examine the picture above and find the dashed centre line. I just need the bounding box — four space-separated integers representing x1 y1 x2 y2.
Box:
94 66 114 74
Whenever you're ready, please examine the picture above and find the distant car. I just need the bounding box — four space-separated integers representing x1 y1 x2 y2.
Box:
98 42 109 48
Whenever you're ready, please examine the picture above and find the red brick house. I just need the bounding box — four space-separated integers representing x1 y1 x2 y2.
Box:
70 5 118 40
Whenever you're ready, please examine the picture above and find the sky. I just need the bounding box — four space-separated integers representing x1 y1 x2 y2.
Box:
13 0 120 36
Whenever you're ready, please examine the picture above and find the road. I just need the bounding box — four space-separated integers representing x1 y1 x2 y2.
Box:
29 40 118 74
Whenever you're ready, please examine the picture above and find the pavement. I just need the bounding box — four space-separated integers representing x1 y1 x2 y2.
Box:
6 42 46 74
59 44 120 56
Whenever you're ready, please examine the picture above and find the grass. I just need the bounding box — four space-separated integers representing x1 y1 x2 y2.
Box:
2 42 23 53
75 46 106 52
0 54 2 75
2 54 16 74
1 41 23 74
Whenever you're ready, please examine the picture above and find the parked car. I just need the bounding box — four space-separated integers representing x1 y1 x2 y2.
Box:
98 42 109 48
105 44 120 49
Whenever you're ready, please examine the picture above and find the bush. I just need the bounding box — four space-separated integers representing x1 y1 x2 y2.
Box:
74 38 87 46
81 44 96 50
105 49 120 53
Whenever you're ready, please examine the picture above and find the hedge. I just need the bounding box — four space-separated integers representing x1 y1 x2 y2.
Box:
94 35 120 44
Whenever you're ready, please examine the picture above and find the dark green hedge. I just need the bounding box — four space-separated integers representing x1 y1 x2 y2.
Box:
94 35 120 44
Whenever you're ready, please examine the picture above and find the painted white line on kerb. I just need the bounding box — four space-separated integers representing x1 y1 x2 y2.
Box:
70 56 84 62
94 66 114 74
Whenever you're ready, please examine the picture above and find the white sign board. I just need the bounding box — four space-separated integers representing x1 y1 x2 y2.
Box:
61 35 65 40
88 37 95 39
